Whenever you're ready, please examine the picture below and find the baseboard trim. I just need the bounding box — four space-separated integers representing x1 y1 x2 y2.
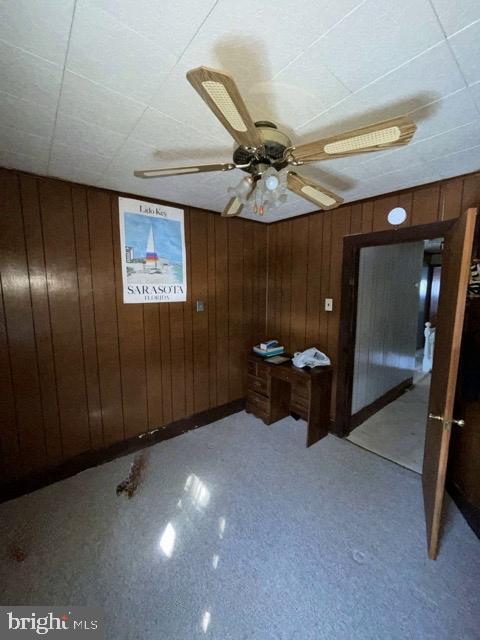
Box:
349 377 413 433
447 481 480 539
0 398 245 504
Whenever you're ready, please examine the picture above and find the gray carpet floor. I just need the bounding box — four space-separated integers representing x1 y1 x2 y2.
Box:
0 412 479 639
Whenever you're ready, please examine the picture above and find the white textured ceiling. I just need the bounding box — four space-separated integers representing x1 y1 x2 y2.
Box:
1 0 480 223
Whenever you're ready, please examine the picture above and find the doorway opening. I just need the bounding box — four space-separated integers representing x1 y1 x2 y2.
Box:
345 237 444 472
335 220 454 450
335 212 477 559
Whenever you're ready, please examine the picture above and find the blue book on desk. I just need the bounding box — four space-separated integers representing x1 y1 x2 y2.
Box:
253 345 285 357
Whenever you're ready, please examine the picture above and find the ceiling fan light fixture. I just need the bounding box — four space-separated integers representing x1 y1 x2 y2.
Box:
265 174 279 191
262 167 282 192
202 80 247 132
228 175 254 204
252 167 289 216
324 126 401 155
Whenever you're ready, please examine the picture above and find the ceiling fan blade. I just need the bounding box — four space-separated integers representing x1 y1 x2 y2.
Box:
134 162 235 178
187 66 262 149
288 116 416 163
287 172 344 210
222 196 244 217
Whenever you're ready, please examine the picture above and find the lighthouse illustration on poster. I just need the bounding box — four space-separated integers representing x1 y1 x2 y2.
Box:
118 197 187 303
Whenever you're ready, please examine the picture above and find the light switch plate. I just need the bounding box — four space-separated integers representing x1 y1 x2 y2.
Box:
325 298 333 312
196 299 205 312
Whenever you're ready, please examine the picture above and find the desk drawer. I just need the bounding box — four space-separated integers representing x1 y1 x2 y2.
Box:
247 389 270 412
247 359 269 381
246 390 271 422
248 374 269 397
273 366 310 388
271 365 292 382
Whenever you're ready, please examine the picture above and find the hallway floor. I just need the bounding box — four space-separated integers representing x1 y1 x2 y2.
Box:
1 409 478 639
347 375 430 473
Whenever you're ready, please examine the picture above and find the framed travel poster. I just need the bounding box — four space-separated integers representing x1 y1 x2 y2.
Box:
118 197 187 303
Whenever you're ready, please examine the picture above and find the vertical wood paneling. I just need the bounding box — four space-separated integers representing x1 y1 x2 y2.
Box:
253 224 267 342
159 304 173 424
267 223 281 340
169 300 186 421
305 214 323 347
398 191 413 226
350 203 363 234
266 171 480 419
328 206 351 410
440 179 463 220
0 171 46 474
242 221 255 361
87 188 125 446
214 215 229 406
20 175 62 464
143 304 163 428
411 184 441 225
182 211 194 416
0 169 267 485
373 195 399 231
319 211 332 352
279 221 293 350
461 174 480 210
361 201 374 233
207 215 217 407
290 217 309 350
1 165 478 484
328 207 351 361
0 274 18 481
190 211 210 413
40 180 90 458
111 194 148 438
227 218 244 399
71 185 103 450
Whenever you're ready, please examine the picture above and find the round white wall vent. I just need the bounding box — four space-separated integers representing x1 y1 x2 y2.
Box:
387 207 407 226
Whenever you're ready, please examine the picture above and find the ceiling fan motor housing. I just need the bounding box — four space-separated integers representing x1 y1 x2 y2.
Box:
233 121 292 173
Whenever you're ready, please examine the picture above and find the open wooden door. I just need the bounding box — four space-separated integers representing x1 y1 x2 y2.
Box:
422 208 477 559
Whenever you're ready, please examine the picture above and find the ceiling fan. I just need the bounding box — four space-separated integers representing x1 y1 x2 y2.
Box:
134 66 417 217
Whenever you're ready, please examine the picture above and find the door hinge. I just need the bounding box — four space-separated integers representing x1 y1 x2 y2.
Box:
428 414 465 431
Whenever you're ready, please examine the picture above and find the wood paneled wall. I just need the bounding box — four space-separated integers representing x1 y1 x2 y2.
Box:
266 171 480 416
0 168 267 485
2 166 480 485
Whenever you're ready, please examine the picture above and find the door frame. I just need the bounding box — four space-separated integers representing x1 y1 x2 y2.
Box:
334 219 455 438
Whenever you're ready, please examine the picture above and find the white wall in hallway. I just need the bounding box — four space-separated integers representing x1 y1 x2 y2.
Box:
352 241 424 414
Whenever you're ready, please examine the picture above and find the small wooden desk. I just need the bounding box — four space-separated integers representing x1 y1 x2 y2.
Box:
246 353 332 447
